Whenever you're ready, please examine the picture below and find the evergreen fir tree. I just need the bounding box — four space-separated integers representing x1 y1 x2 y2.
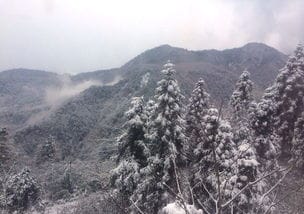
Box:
230 70 254 119
249 44 304 163
116 96 148 164
186 78 210 161
131 61 186 213
232 141 260 213
249 86 279 171
229 71 263 213
230 70 254 144
111 97 148 199
273 44 304 158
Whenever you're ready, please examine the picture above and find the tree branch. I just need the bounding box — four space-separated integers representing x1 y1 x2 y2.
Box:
222 165 291 209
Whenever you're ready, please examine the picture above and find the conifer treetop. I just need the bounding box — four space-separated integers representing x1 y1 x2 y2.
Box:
162 60 176 76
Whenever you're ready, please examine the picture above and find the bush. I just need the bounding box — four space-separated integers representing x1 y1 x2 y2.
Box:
4 168 41 212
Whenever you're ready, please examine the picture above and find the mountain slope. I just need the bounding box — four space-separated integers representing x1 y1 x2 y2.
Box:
0 69 61 130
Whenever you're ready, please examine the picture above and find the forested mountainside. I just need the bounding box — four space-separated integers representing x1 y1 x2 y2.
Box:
0 43 287 161
110 44 304 213
1 42 296 214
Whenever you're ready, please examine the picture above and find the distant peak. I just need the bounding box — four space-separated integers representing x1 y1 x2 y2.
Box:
242 42 274 50
147 44 186 52
155 44 172 48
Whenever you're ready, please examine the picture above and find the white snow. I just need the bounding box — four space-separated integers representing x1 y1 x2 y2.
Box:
161 202 203 214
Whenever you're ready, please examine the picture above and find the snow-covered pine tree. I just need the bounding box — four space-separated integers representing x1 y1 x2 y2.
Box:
230 70 254 119
230 70 254 144
249 86 279 171
192 108 237 213
229 71 263 213
232 141 260 213
131 61 187 213
249 44 304 165
111 97 148 198
186 78 210 161
274 44 304 158
117 96 148 165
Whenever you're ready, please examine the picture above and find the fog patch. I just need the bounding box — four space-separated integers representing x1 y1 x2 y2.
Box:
107 75 122 86
45 75 102 108
26 74 122 125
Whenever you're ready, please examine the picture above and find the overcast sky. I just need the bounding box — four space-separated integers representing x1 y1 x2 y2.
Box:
0 0 303 74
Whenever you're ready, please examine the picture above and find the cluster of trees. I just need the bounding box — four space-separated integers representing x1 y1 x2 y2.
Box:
111 44 304 214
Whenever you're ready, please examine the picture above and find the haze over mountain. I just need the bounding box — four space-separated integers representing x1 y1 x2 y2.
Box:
0 42 287 162
1 0 303 74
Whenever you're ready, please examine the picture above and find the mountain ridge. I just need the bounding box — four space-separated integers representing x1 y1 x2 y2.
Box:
0 42 286 75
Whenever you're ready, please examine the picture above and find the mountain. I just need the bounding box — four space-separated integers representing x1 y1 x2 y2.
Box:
121 42 286 96
0 43 288 162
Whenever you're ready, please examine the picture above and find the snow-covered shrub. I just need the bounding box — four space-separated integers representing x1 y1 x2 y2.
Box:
4 168 41 212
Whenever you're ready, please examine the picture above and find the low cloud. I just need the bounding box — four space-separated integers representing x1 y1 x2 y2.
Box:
45 76 101 107
27 74 121 125
1 0 303 73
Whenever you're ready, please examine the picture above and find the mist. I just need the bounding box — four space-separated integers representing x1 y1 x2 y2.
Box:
45 78 100 108
26 74 121 125
45 74 122 107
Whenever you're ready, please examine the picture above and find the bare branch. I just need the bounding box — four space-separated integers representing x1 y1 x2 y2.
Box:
259 166 293 204
263 181 304 214
130 198 145 214
163 182 190 214
201 181 217 203
197 199 212 214
222 165 291 209
187 179 195 205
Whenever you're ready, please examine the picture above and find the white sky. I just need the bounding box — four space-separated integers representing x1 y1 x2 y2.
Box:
0 0 303 73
